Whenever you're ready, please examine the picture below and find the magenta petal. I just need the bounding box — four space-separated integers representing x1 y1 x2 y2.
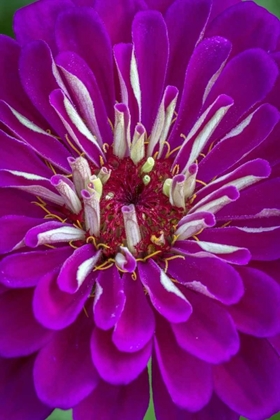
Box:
73 369 149 420
34 312 98 409
206 2 280 56
0 288 52 357
13 0 74 51
172 290 239 364
93 265 126 330
19 40 67 138
200 225 280 261
0 355 52 420
132 10 169 132
55 7 115 118
138 260 193 323
0 247 73 288
214 334 280 419
153 355 238 420
57 244 101 294
205 48 278 141
229 267 280 337
165 0 212 96
0 215 44 254
95 0 147 45
113 273 155 352
167 253 244 305
33 269 96 330
0 189 44 218
155 318 212 411
90 327 152 385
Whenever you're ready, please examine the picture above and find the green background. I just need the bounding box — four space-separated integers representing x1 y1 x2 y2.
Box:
1 0 280 419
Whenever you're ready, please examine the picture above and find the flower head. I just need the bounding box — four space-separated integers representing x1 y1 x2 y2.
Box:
1 0 280 419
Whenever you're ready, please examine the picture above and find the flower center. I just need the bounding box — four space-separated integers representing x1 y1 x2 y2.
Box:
98 151 184 257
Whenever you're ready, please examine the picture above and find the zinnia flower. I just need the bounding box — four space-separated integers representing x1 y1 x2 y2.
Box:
1 0 280 419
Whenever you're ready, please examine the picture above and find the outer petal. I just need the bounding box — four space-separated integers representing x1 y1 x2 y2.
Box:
34 312 98 409
0 288 52 357
229 267 280 337
0 356 52 420
57 244 101 294
167 253 244 304
112 273 155 352
165 0 212 95
138 260 193 323
90 327 152 385
73 369 149 420
132 11 169 132
95 0 147 44
13 0 74 52
0 247 73 288
214 334 280 420
155 318 213 411
19 40 68 139
172 290 239 363
93 265 126 330
55 7 115 118
33 268 96 330
206 2 280 56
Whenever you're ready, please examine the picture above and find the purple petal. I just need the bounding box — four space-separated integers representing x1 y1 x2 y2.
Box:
90 327 152 384
0 35 45 122
204 48 279 142
0 130 52 177
0 101 71 172
217 177 280 220
73 369 149 420
0 288 52 357
0 355 52 420
132 10 169 132
198 103 280 180
34 312 98 409
13 0 74 52
214 334 280 419
0 189 45 218
0 215 44 254
155 318 212 411
167 253 244 304
0 247 73 288
19 40 68 139
57 244 101 294
138 260 193 323
165 0 212 96
56 51 113 146
93 265 126 330
200 225 280 261
33 268 96 330
55 7 115 118
113 273 155 352
172 290 239 363
168 36 232 147
153 355 238 420
229 267 280 337
95 0 147 45
206 1 280 56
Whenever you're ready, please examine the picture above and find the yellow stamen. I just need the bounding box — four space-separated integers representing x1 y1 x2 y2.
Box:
86 236 97 247
136 250 162 262
196 179 207 187
221 221 232 228
172 164 180 176
192 235 200 242
44 244 56 249
69 241 79 249
102 143 110 153
132 271 137 281
44 213 67 223
83 306 89 318
65 134 82 156
163 254 185 273
166 145 181 158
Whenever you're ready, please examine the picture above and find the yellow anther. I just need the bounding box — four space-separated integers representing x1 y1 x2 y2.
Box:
163 255 185 273
189 193 197 204
44 244 56 249
196 179 207 187
221 221 232 228
99 155 105 167
86 236 97 247
69 241 79 249
136 250 162 262
65 134 82 156
75 220 83 230
172 164 180 176
102 143 110 153
44 213 67 223
208 141 215 153
166 145 182 158
162 141 171 158
96 242 111 250
44 159 57 175
132 271 137 281
192 235 200 242
83 306 89 318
